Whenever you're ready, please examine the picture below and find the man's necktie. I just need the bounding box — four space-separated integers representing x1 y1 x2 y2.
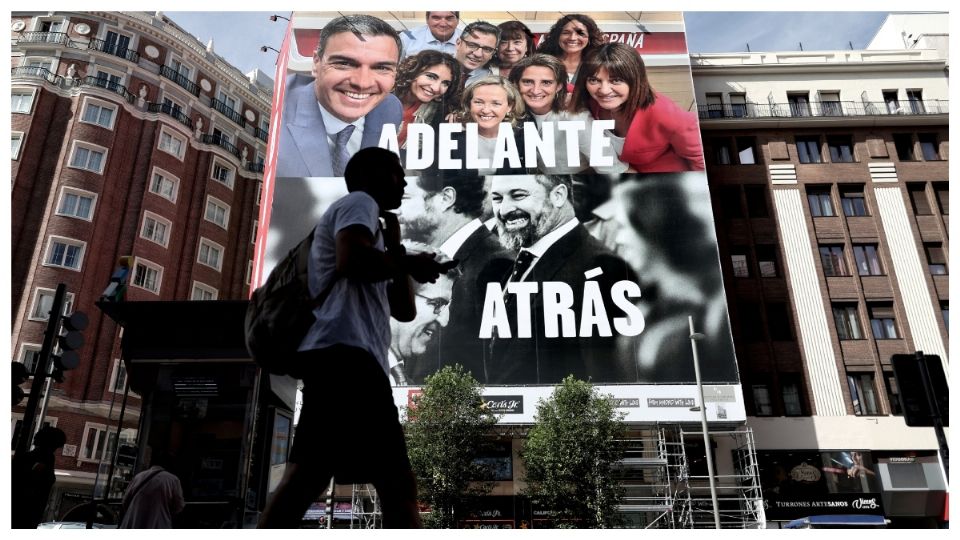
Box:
509 250 536 283
331 124 356 177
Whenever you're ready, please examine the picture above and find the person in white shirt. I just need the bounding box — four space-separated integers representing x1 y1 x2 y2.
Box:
400 11 462 58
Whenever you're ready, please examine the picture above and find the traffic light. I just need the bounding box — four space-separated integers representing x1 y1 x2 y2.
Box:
52 311 88 381
12 362 29 406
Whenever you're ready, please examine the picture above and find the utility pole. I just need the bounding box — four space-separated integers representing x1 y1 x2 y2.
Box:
689 316 721 529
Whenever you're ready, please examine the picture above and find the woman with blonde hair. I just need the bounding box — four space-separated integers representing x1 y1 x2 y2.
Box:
446 75 529 175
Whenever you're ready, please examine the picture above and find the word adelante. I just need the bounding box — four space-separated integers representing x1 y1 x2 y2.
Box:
378 120 617 170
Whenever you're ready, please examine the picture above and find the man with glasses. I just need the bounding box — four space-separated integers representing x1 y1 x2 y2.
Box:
400 11 462 58
454 21 500 85
388 244 460 385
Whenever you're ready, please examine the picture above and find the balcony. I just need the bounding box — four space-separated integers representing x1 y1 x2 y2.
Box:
158 65 201 97
83 76 136 104
11 65 62 85
253 126 269 143
247 162 265 173
87 38 140 63
201 134 242 159
147 102 193 129
16 31 72 46
211 97 246 128
698 100 949 120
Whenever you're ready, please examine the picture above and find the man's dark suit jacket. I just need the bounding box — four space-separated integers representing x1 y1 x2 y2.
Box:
406 223 513 385
487 223 641 385
277 73 402 177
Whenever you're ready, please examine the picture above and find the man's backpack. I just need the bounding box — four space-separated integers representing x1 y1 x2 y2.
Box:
244 229 334 379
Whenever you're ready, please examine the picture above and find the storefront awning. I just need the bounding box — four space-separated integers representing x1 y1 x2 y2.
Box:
785 515 888 528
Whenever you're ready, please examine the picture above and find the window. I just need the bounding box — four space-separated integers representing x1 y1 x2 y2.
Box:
45 236 86 270
80 99 117 129
827 136 854 163
719 186 743 218
109 359 128 393
908 183 933 215
924 243 947 274
12 89 35 113
149 169 179 202
893 133 915 161
906 90 925 114
56 187 97 220
132 259 162 293
204 196 230 229
847 372 880 415
211 161 234 188
833 303 863 340
819 91 842 116
161 96 184 118
766 301 793 340
140 212 171 247
788 93 811 117
730 93 747 117
246 260 253 285
191 281 218 301
95 70 123 91
738 301 764 342
807 186 834 217
18 344 42 374
781 375 804 416
941 301 949 331
868 303 898 340
933 182 948 214
68 142 107 174
80 423 109 461
730 251 750 278
705 93 723 118
840 186 868 216
197 238 224 271
883 90 901 114
29 288 75 320
251 220 258 244
752 384 774 416
819 245 849 276
217 90 237 111
737 137 757 164
796 136 821 163
712 138 732 165
212 127 231 146
918 133 940 160
158 129 186 159
12 132 24 159
744 185 769 217
852 244 883 276
169 57 191 78
756 244 779 277
883 372 902 415
254 183 262 206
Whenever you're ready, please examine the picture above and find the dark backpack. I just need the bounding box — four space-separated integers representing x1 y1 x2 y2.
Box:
244 229 334 379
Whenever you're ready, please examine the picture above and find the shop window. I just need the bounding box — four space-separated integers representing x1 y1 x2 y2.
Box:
766 301 793 341
918 133 940 160
796 136 821 163
839 185 868 216
756 244 779 277
847 372 880 416
868 303 898 340
807 185 834 217
736 136 757 164
819 245 848 276
924 243 947 275
893 133 915 161
852 244 883 276
827 136 854 162
832 303 863 340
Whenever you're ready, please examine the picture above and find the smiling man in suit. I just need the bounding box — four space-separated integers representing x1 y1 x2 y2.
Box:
397 170 513 384
486 173 641 385
277 14 403 178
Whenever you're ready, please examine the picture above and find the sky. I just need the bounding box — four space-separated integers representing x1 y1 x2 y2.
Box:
163 11 892 77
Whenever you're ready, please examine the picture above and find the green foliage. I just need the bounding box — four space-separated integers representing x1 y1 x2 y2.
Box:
521 376 627 528
403 364 499 528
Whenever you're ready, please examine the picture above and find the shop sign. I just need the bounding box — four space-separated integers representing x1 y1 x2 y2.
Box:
765 494 884 521
647 397 695 408
484 396 523 414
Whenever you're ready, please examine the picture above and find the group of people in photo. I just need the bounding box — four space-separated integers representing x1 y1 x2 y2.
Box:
276 12 705 179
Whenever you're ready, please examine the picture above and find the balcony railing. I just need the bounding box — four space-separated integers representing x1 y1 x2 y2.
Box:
247 162 265 173
147 102 194 129
201 134 242 159
16 31 71 46
158 65 201 97
698 100 949 120
83 76 136 104
11 65 62 85
211 97 246 128
87 38 140 63
253 127 269 143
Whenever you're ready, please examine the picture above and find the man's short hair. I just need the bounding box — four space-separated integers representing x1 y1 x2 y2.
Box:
426 11 459 19
461 21 500 43
535 174 573 199
416 170 486 219
317 14 402 61
344 147 401 193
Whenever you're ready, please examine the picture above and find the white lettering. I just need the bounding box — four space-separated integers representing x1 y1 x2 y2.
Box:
478 282 509 338
524 121 554 167
589 119 615 167
404 124 435 170
611 281 645 336
556 121 586 167
491 123 522 169
378 123 399 153
507 281 538 338
542 282 576 337
464 123 487 170
437 123 462 169
579 280 612 337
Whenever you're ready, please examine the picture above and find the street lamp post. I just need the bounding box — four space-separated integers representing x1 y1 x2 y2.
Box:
689 315 721 529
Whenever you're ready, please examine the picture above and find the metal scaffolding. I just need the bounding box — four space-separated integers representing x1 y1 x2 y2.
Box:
348 483 382 529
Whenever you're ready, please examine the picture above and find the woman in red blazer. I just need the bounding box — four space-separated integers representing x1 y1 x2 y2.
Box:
571 43 705 173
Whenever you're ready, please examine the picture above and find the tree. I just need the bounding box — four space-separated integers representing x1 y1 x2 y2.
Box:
403 364 499 528
521 376 627 528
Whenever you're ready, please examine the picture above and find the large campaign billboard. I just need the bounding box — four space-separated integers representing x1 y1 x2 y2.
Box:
254 11 743 423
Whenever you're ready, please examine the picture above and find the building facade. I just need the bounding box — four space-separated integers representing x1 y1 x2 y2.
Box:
691 12 949 528
11 11 271 521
